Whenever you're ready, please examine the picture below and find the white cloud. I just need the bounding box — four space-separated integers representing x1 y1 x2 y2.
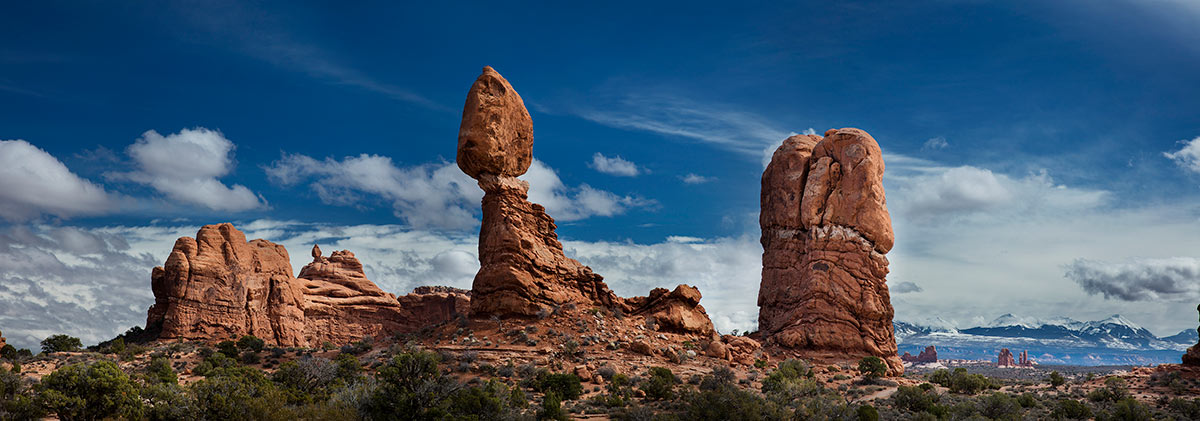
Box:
888 163 1108 222
118 128 266 212
1065 257 1200 301
265 153 481 230
680 173 715 184
922 136 949 150
1164 136 1200 174
0 139 114 221
891 281 924 294
521 160 655 221
588 153 641 177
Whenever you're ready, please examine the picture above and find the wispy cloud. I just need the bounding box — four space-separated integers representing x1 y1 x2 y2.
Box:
679 173 715 184
174 2 442 110
1164 136 1200 174
588 153 642 177
1065 257 1200 302
0 139 116 221
922 136 949 151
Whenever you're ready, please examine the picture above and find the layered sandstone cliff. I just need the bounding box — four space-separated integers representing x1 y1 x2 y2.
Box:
1183 304 1200 366
146 223 468 346
901 346 938 364
758 128 901 373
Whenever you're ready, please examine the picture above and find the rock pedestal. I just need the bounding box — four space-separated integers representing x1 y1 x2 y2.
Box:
758 128 901 374
998 348 1016 367
1183 304 1200 366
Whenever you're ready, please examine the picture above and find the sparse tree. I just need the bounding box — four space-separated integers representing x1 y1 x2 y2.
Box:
40 334 83 354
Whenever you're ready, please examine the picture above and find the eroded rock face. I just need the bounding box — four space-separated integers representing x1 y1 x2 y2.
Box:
148 224 468 346
457 66 534 179
1183 304 1200 366
396 286 472 329
901 346 938 363
759 128 901 374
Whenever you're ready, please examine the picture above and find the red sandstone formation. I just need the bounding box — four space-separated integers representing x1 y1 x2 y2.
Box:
1185 304 1200 366
457 66 712 336
396 286 472 329
758 129 901 374
1018 350 1034 367
147 223 468 346
997 348 1016 367
901 346 938 364
0 330 6 351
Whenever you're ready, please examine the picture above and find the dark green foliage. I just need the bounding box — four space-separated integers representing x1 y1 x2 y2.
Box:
271 357 339 404
446 379 524 420
341 336 374 355
145 356 177 385
591 373 634 408
1049 371 1066 388
241 350 261 365
856 404 879 421
40 335 82 354
1050 399 1092 420
334 353 362 383
761 359 810 395
1088 377 1129 403
237 335 265 353
1 345 17 360
1100 397 1151 421
37 361 143 420
217 340 239 359
1167 397 1200 419
684 368 786 421
857 357 886 380
14 349 31 359
361 350 459 420
538 392 568 421
534 372 583 401
191 366 288 421
978 392 1022 421
929 367 998 395
641 367 679 401
1 365 46 419
892 385 939 413
701 365 736 391
141 383 198 421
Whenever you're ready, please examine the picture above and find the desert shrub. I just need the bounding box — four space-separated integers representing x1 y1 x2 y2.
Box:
856 404 879 421
892 385 939 412
857 357 886 380
341 336 374 355
0 344 15 360
360 350 460 419
928 369 952 386
1049 371 1066 389
640 367 679 401
701 365 737 391
538 392 568 421
191 366 289 421
534 372 583 401
217 340 239 359
146 356 177 385
1099 397 1151 421
445 379 524 419
979 392 1022 420
597 364 617 381
237 335 265 353
931 368 997 395
1017 392 1038 408
1166 397 1200 419
1050 398 1092 420
591 373 634 408
241 350 261 365
272 357 338 404
38 361 143 420
334 353 362 383
685 369 786 420
40 334 82 354
141 383 198 421
1088 377 1129 403
1 365 46 419
762 359 812 394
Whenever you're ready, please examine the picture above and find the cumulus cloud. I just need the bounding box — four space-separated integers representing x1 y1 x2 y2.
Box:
588 153 641 176
890 164 1108 221
680 173 715 184
265 153 481 230
891 281 924 294
922 136 949 150
521 160 655 221
118 128 266 211
1164 136 1200 174
0 140 115 221
1065 257 1200 301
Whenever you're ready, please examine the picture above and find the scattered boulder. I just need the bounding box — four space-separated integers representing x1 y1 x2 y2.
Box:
625 285 715 336
147 223 468 346
629 340 654 356
758 128 902 374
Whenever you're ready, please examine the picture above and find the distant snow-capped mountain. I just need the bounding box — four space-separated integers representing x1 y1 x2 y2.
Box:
895 314 1197 366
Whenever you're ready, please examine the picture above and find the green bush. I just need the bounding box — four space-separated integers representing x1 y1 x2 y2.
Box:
857 357 887 380
1102 397 1151 421
191 366 289 421
38 361 143 420
1 365 46 419
40 334 82 354
538 392 568 421
237 335 265 353
0 344 15 360
1050 399 1092 420
361 350 460 419
684 374 787 420
217 340 239 359
978 392 1022 421
146 356 177 385
1017 392 1038 408
1049 371 1066 389
640 367 679 401
141 383 198 421
856 404 879 421
892 385 939 412
1087 377 1129 403
534 372 583 401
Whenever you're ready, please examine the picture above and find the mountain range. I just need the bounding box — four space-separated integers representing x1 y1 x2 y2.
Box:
895 314 1198 366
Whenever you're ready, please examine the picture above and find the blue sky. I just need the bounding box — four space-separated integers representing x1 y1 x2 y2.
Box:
2 0 1200 350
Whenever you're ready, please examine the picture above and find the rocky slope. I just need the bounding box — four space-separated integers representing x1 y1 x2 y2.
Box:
758 129 901 373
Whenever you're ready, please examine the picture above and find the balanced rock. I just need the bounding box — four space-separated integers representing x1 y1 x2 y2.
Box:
758 128 901 374
457 66 534 179
147 223 468 346
459 68 621 317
